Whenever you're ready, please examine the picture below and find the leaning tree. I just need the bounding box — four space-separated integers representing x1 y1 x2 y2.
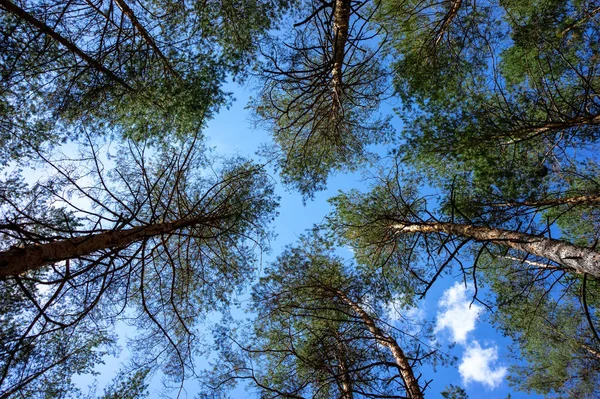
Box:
0 132 278 397
203 232 449 399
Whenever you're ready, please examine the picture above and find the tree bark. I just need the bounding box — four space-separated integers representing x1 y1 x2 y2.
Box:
331 0 351 110
489 193 600 208
112 0 180 79
498 114 600 144
559 6 600 37
0 0 132 90
392 221 600 278
335 343 355 399
433 0 462 46
0 215 219 278
333 289 424 399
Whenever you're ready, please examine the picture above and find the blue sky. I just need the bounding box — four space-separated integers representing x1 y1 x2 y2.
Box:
71 80 543 398
5 2 593 398
193 82 542 398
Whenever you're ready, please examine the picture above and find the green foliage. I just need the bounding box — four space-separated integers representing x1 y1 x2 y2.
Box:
0 136 279 393
329 172 466 298
375 0 496 107
441 384 469 399
252 2 393 197
376 0 600 210
0 0 292 163
329 160 600 396
99 369 150 399
257 93 393 197
484 259 600 398
0 278 116 399
0 0 289 392
203 232 444 398
3 0 600 396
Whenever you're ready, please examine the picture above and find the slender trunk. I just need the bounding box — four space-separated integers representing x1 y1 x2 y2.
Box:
392 221 600 278
559 6 600 37
333 290 424 399
581 342 600 360
502 256 561 270
0 351 78 399
498 114 600 144
433 0 462 46
331 0 351 110
0 215 217 278
541 319 600 361
336 344 354 399
0 0 132 91
112 0 180 79
489 194 600 208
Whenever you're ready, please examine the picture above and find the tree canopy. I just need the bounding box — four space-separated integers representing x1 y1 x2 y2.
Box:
202 233 446 399
2 0 600 397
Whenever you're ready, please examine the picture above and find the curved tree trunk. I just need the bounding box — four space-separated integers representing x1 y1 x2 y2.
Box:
392 221 600 278
333 289 424 399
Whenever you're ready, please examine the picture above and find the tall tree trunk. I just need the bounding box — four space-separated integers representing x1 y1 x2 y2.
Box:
0 214 221 278
489 193 600 208
112 0 180 79
331 0 351 110
433 0 462 46
333 289 424 399
559 6 600 37
497 113 600 144
335 341 355 399
0 0 132 90
392 221 600 278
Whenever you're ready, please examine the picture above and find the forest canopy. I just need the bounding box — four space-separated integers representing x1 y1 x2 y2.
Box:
1 0 600 398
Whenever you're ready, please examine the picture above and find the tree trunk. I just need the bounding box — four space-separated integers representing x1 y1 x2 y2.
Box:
331 0 351 110
392 221 600 278
335 343 355 399
433 0 462 46
489 193 600 208
0 0 132 90
498 114 600 144
112 0 180 79
333 290 424 399
0 215 219 278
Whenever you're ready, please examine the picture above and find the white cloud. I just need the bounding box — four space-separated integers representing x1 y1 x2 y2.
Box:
459 341 507 389
434 282 482 344
434 283 506 390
